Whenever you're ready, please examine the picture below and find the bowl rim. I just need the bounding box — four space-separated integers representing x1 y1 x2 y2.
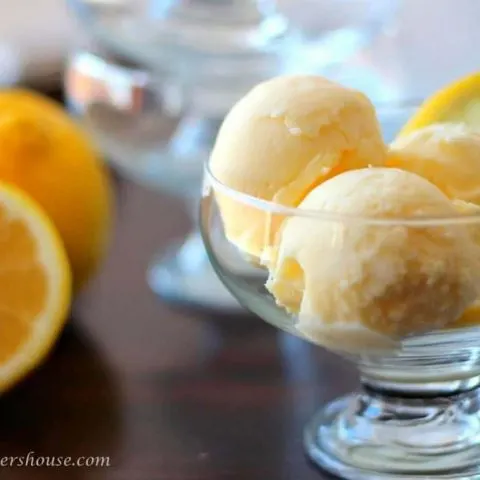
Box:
204 163 480 227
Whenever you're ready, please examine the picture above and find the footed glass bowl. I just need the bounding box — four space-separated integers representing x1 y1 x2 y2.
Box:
200 164 480 480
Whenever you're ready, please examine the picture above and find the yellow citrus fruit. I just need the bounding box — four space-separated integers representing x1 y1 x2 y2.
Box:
0 182 71 392
398 72 480 138
0 89 112 290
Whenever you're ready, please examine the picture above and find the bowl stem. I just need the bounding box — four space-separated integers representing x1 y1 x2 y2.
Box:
305 366 480 479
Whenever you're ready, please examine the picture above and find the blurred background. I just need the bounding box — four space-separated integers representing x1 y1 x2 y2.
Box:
7 0 479 96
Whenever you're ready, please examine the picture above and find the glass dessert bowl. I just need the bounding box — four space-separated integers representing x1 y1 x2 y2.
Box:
200 160 480 480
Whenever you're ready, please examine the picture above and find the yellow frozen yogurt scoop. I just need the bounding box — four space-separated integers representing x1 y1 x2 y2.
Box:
393 72 480 328
210 75 386 262
266 168 480 351
387 123 480 204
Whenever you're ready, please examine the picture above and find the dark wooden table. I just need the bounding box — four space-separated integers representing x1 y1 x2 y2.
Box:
0 175 357 479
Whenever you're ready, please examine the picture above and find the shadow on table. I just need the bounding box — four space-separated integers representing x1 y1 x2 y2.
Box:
0 321 122 478
122 326 354 480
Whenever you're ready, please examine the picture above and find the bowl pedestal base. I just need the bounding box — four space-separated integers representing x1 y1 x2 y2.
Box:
305 371 480 480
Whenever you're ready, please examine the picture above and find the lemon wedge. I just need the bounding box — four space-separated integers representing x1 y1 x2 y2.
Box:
0 182 71 392
398 72 480 137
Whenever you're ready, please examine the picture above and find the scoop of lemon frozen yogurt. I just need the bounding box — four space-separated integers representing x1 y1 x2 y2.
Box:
210 75 386 261
387 123 480 332
388 123 480 204
266 168 480 352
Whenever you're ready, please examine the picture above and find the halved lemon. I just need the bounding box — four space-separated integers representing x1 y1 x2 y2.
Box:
398 72 480 138
0 182 71 392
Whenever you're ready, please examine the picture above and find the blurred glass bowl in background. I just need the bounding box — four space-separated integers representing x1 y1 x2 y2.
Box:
66 0 401 193
65 0 400 313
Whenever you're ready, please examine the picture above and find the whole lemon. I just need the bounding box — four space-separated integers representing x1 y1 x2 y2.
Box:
0 89 112 290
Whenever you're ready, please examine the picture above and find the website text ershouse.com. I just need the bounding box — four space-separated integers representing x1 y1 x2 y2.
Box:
0 452 111 468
